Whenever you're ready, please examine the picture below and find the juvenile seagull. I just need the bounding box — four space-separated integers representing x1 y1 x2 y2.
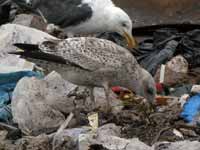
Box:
11 0 137 48
11 37 155 111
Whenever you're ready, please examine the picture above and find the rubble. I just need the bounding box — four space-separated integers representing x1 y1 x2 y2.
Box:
154 141 200 150
0 24 57 55
11 72 75 136
79 135 152 150
154 55 189 86
12 14 47 31
0 55 35 73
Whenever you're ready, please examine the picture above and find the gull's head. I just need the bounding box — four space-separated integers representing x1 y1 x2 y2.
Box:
106 7 137 48
139 68 156 104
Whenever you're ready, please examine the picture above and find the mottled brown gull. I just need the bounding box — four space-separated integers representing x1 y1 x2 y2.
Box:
11 37 156 111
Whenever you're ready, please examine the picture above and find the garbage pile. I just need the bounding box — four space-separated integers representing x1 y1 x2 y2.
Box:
1 2 200 150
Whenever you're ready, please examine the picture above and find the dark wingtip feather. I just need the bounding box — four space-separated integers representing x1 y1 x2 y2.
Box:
13 43 40 51
9 50 67 64
8 51 24 55
9 47 91 72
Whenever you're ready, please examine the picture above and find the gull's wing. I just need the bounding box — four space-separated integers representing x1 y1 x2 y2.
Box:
11 37 136 72
38 37 135 71
12 0 93 27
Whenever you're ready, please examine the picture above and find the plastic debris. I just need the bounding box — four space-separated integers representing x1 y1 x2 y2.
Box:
173 129 184 139
138 40 178 75
181 94 200 124
88 113 99 130
179 94 190 107
0 105 12 123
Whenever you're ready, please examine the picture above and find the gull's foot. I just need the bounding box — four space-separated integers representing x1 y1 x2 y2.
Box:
91 101 96 110
105 104 112 114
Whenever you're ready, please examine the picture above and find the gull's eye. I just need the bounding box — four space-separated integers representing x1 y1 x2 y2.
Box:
122 22 127 27
147 87 155 95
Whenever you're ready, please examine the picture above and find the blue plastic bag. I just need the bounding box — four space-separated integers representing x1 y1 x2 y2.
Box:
0 105 12 123
181 94 200 123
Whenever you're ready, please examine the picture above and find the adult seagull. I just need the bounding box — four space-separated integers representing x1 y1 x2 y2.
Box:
12 0 137 48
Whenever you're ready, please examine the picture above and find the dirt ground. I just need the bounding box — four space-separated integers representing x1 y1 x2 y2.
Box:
113 0 200 27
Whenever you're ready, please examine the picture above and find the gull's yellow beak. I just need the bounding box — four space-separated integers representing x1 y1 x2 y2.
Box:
123 32 137 49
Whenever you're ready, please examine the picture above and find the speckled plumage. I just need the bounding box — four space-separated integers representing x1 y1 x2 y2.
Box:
12 37 155 111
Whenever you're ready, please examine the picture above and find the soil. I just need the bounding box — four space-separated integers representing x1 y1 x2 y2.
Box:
113 0 200 27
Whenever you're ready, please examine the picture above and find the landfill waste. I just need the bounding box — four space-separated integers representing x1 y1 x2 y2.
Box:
135 29 200 75
11 71 123 136
0 26 199 149
0 71 42 123
12 14 47 31
136 39 178 75
1 1 200 149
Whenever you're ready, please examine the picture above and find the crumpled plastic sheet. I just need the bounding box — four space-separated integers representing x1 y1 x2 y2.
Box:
0 0 11 25
0 71 43 123
137 39 178 75
179 30 200 68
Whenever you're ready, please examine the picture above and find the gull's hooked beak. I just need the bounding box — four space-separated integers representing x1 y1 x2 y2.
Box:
123 31 137 49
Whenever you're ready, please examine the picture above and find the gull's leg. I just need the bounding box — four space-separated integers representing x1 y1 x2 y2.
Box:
102 82 111 113
88 87 95 109
89 87 95 103
84 87 95 109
